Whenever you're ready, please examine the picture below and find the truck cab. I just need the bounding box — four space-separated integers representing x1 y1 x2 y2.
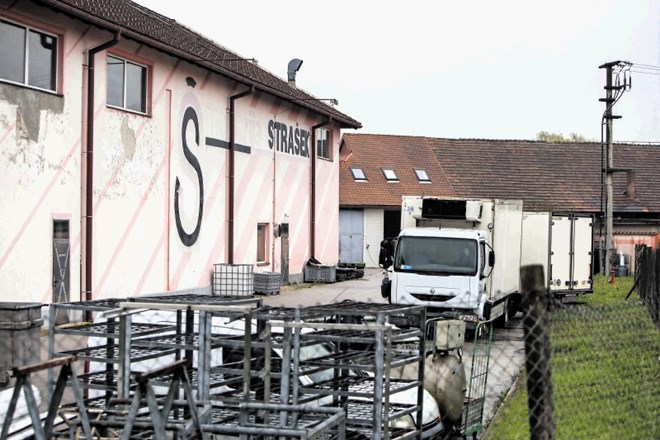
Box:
381 196 523 324
383 228 494 322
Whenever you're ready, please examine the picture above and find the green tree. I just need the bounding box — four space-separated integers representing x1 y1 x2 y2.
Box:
536 131 592 142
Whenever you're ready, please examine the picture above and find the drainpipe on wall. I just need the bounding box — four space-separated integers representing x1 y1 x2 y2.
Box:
310 117 332 260
228 85 254 264
82 33 120 305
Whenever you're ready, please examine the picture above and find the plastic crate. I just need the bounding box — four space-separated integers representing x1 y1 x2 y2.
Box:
304 265 336 283
213 264 254 296
254 272 281 295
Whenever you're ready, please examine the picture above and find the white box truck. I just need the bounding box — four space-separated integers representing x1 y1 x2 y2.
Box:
521 212 594 296
380 196 524 324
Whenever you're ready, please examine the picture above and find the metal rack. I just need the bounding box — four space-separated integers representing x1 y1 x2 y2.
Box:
47 298 141 400
255 301 428 440
47 294 262 400
45 298 432 439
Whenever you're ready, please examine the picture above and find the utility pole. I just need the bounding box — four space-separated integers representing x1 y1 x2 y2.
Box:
598 61 631 276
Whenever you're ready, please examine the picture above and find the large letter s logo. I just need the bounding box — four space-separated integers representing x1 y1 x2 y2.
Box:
174 106 204 247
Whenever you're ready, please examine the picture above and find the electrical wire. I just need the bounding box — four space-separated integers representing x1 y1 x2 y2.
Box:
629 63 660 76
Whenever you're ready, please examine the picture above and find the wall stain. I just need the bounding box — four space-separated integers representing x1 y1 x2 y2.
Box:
1 85 75 187
0 83 63 143
121 117 136 160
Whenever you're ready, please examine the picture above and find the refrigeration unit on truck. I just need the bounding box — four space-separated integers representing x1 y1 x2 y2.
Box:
521 212 594 297
380 196 524 324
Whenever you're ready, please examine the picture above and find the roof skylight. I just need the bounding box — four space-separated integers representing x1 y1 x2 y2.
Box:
414 169 431 183
351 167 367 181
382 168 398 182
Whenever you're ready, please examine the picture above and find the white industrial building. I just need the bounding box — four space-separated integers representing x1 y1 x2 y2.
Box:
0 0 361 306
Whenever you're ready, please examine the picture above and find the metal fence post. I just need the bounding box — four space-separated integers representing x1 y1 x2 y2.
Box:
521 264 555 440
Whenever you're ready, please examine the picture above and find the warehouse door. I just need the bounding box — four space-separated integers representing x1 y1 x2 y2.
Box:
339 210 363 264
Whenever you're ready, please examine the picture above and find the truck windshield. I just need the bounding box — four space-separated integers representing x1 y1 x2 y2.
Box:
394 236 478 276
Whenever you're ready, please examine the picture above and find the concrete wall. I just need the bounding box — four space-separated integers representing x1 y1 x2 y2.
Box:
0 1 341 303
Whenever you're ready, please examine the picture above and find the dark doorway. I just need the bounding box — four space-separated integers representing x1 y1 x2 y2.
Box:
280 223 289 284
383 209 401 239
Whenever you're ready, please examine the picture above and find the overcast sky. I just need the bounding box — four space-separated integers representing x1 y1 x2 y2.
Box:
134 0 659 142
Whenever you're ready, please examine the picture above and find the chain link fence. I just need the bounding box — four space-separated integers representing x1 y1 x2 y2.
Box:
1 266 658 439
503 263 659 440
633 244 659 326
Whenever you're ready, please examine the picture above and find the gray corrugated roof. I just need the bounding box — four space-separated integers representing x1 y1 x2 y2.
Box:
428 138 660 214
36 0 361 129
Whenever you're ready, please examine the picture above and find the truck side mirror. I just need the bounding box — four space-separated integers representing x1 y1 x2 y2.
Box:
379 238 394 268
489 250 496 267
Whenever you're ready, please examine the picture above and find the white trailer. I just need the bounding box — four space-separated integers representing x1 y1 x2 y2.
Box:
381 196 524 324
521 212 594 296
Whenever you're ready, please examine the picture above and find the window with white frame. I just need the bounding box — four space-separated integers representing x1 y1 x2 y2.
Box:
414 169 431 183
382 168 399 182
0 19 57 91
257 223 269 264
107 55 147 113
350 167 367 182
316 128 331 159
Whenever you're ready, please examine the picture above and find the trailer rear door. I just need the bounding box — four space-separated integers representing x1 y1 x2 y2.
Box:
571 215 594 293
550 214 593 294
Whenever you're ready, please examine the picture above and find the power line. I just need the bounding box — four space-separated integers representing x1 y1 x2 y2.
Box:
629 62 660 76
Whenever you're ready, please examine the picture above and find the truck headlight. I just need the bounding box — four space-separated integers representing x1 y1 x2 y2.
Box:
390 415 416 430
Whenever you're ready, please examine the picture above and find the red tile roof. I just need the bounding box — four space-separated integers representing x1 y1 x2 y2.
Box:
38 0 361 129
340 134 660 216
339 134 455 207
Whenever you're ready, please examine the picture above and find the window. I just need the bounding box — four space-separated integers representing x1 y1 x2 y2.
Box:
414 169 431 183
382 168 398 182
350 167 367 182
257 223 268 264
107 55 147 113
0 19 57 91
316 128 331 159
395 236 478 276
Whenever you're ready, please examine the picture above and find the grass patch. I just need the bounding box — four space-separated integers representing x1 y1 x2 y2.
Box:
483 275 659 439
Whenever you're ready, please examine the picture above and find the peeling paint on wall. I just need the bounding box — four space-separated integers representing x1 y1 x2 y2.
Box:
121 117 136 160
0 84 64 143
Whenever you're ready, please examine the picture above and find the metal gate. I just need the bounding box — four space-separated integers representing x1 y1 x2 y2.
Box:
339 209 364 264
461 320 493 439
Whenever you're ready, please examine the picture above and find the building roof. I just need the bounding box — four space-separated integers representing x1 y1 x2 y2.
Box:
36 0 361 129
340 134 660 216
429 138 660 214
339 134 455 207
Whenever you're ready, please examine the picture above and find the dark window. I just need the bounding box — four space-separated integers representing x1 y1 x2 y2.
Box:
0 19 57 91
107 55 147 113
53 220 69 239
316 128 331 159
257 223 268 263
